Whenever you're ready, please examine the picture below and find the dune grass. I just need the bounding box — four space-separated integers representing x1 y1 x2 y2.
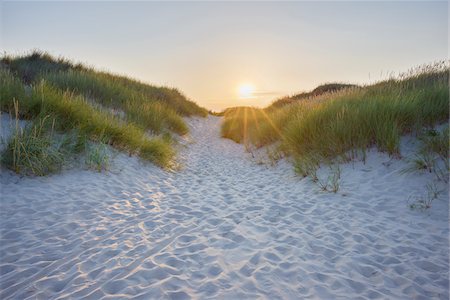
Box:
2 112 64 176
2 51 207 135
221 62 449 173
85 140 110 172
0 51 206 175
41 70 197 135
1 79 174 170
267 83 358 110
403 126 450 182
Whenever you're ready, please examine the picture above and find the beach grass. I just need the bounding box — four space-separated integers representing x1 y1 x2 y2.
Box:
221 62 449 172
0 51 206 174
2 51 207 133
402 125 450 182
1 112 64 176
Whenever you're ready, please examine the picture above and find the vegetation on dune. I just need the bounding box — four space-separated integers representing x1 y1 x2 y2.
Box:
267 83 358 110
85 140 111 172
403 126 449 183
43 70 190 135
221 62 449 180
2 113 64 176
408 182 444 210
2 51 207 134
1 51 205 175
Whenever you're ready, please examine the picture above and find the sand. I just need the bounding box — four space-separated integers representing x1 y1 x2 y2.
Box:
0 114 448 299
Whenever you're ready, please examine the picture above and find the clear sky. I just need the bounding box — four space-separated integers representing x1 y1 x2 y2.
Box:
1 1 448 111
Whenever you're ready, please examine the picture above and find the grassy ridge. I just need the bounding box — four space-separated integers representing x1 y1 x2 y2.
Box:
42 70 190 135
221 62 449 169
267 83 358 110
1 51 206 174
0 69 173 168
3 51 207 135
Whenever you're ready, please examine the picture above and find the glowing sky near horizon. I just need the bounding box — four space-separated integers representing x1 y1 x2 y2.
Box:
1 1 447 111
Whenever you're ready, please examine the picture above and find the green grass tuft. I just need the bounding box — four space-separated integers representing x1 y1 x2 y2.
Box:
139 138 174 167
85 141 110 172
2 114 64 176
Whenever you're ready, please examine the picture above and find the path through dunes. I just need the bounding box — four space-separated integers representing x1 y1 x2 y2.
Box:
0 116 449 299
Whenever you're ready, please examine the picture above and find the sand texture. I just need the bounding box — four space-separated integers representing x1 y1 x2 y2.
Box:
1 115 449 299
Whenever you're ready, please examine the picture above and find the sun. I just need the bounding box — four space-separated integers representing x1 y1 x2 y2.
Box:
238 84 255 99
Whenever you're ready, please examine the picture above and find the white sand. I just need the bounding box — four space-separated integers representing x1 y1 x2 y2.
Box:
0 115 448 299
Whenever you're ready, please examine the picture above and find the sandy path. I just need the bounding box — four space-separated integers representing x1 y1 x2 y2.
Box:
0 116 448 299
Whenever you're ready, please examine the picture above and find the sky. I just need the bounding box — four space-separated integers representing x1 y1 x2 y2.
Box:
1 1 448 111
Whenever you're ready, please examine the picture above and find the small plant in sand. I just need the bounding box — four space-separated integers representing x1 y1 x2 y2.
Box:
266 146 284 166
329 165 341 193
403 126 449 182
294 156 342 192
408 151 436 173
294 154 319 180
85 140 110 172
316 164 341 193
1 106 64 176
408 182 443 210
251 145 284 166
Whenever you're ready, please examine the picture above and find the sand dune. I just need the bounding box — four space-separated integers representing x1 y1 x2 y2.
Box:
0 115 448 299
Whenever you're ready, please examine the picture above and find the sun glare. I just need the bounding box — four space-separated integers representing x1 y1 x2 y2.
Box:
238 84 255 99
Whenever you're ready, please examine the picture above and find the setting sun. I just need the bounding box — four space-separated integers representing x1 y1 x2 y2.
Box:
238 84 255 99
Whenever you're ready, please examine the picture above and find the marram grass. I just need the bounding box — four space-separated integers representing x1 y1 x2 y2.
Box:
0 51 207 175
2 51 207 135
2 113 64 176
221 62 449 169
